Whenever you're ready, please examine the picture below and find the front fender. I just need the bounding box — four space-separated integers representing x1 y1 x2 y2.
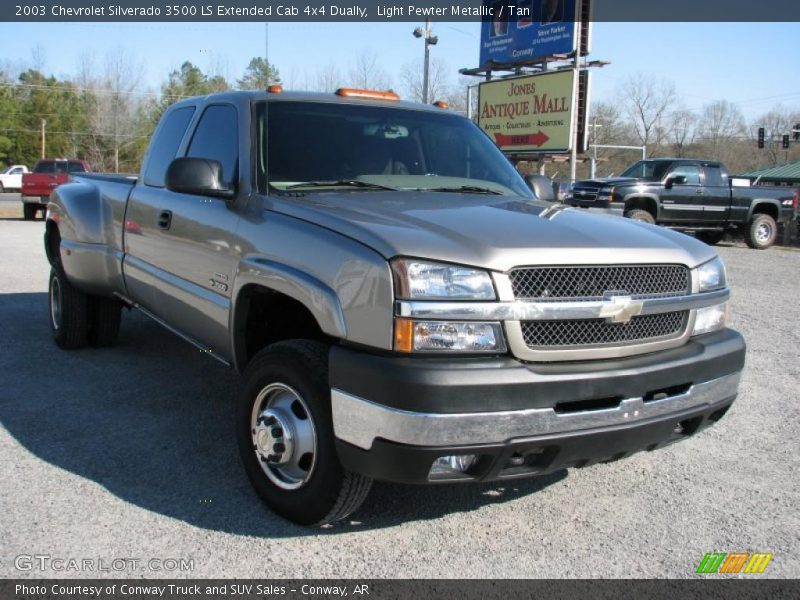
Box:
233 257 348 340
622 193 661 219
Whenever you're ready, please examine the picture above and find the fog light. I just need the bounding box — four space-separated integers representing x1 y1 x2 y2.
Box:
692 303 729 336
429 454 478 478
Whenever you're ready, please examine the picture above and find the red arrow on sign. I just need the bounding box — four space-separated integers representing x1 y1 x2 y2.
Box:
494 131 550 147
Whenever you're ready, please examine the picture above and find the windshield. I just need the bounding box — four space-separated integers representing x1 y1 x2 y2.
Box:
620 160 673 182
260 101 532 198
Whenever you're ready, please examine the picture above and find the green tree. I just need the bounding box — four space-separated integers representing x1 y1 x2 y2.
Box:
151 61 231 126
0 71 20 165
236 57 280 90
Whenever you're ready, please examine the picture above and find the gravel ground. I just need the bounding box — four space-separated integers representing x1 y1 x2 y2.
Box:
0 218 798 579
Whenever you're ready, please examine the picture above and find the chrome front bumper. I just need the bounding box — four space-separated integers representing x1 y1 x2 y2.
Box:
331 371 742 451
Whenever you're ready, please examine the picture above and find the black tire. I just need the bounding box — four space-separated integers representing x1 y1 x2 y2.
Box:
695 231 725 245
625 208 656 225
237 340 372 526
0 182 5 193
23 204 36 221
88 296 122 347
49 267 88 349
744 213 777 250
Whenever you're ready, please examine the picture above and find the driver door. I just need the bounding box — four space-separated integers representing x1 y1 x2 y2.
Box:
124 104 241 358
659 163 703 223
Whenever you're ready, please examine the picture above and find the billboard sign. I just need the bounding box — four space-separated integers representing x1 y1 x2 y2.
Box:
479 0 579 67
478 70 577 154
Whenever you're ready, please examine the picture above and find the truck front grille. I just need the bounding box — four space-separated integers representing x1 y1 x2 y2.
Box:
509 265 690 301
521 311 688 349
571 187 599 201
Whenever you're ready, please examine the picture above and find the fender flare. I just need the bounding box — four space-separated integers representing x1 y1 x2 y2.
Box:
747 199 781 222
622 194 661 220
230 257 347 369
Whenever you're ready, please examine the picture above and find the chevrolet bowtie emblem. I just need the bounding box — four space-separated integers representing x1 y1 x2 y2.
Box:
599 294 644 324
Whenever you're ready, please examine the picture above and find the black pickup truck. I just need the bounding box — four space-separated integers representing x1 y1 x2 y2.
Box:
569 159 797 249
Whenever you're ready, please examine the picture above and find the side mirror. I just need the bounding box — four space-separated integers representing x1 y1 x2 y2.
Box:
665 175 687 189
524 174 555 201
165 157 235 199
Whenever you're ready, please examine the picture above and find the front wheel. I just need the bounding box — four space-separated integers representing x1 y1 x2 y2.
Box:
236 340 372 526
745 214 778 249
624 208 656 225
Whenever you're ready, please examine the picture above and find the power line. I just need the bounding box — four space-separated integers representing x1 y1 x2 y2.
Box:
0 81 190 99
0 127 149 139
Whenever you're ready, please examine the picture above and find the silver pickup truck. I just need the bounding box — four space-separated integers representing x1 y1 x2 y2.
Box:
45 88 746 526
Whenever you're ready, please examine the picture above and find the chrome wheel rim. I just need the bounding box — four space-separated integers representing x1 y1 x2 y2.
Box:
250 383 317 490
50 275 61 331
755 221 773 244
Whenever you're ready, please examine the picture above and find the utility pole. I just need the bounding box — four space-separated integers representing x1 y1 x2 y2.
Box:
588 116 602 179
265 23 269 78
413 19 438 103
40 118 46 159
568 10 582 183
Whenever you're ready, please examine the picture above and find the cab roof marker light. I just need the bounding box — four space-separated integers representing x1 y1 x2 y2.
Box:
267 84 283 94
433 100 449 109
335 88 400 101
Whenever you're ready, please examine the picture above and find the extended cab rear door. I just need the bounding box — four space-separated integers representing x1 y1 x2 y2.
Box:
698 163 731 222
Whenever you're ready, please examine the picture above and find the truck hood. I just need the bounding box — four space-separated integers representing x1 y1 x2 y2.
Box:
575 177 638 187
267 192 715 271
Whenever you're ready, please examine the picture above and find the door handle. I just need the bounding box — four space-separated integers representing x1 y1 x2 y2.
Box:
157 209 172 230
695 189 704 195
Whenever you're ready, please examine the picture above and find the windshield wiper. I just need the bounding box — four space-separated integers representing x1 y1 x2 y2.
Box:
417 185 504 195
286 180 396 191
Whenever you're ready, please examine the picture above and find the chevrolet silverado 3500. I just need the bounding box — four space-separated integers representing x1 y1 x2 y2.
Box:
45 89 746 525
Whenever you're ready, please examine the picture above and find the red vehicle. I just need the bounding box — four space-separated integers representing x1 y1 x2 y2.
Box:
21 158 90 220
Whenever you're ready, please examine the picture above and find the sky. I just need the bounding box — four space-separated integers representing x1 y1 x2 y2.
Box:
0 21 798 119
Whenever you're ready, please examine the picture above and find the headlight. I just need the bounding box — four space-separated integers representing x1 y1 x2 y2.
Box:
394 318 506 353
692 303 729 336
392 259 495 300
696 256 727 292
596 186 616 201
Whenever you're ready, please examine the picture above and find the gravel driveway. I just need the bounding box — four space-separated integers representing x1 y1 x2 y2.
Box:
1 219 797 578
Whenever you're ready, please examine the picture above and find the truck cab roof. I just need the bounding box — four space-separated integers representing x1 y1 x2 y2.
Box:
167 89 454 115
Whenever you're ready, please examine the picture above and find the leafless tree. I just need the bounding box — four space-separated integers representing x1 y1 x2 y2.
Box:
399 56 452 104
312 61 344 93
696 100 745 164
668 109 697 157
79 48 145 172
751 105 797 167
347 49 392 91
620 73 676 157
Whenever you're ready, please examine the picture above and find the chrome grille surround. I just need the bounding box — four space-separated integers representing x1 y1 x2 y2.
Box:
502 264 694 360
571 186 600 202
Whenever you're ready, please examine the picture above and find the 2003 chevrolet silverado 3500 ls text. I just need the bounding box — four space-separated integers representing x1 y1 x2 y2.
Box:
45 89 746 525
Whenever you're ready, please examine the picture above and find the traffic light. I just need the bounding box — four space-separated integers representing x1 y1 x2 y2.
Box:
757 127 765 149
783 134 791 149
794 123 800 142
